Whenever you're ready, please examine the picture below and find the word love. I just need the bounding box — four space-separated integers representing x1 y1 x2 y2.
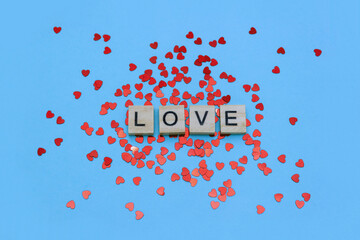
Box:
128 105 246 135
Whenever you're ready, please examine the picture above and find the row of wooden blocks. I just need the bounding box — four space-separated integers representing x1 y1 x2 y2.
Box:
128 105 246 135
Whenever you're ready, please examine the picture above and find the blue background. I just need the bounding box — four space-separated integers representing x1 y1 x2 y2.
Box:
1 0 359 239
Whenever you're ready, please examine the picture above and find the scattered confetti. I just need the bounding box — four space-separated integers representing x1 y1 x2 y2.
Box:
40 26 317 218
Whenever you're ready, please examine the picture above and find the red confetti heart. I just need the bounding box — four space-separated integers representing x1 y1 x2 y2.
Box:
53 26 61 34
103 34 111 42
272 66 280 74
37 147 46 156
93 33 101 41
209 40 217 47
291 174 300 183
133 177 141 186
277 154 286 163
54 138 63 146
295 159 304 168
289 117 298 125
314 49 322 57
73 91 81 99
194 37 202 45
277 47 285 54
135 210 144 220
129 63 137 71
125 202 134 211
82 190 91 199
46 110 54 119
302 193 311 202
82 69 90 77
256 205 265 214
249 27 257 35
150 42 158 49
186 31 194 39
295 200 305 209
218 37 226 44
156 187 165 196
66 200 75 209
274 193 283 202
104 46 111 54
56 116 65 124
210 201 220 210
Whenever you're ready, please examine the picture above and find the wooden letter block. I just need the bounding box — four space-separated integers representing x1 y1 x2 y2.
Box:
189 105 215 134
159 105 185 135
128 105 154 135
220 105 246 134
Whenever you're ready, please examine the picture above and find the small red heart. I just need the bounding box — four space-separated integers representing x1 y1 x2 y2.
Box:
46 110 54 119
37 147 46 156
208 189 217 198
54 138 63 146
216 162 224 170
218 37 226 44
171 173 180 182
73 91 81 99
272 66 280 74
218 187 227 195
165 52 173 59
133 177 141 186
53 27 61 34
289 117 298 125
252 84 260 91
149 56 157 64
274 193 283 202
103 34 111 42
125 202 134 211
295 159 304 168
314 49 322 57
225 143 234 151
93 80 103 90
129 63 137 71
156 186 165 196
82 190 91 199
186 31 194 39
277 47 285 54
237 166 245 175
194 37 202 45
252 94 260 102
66 200 75 209
295 200 305 209
255 114 264 122
291 174 300 183
93 33 101 41
222 95 231 103
150 42 158 49
243 84 251 92
104 46 111 54
256 205 265 214
82 69 90 77
249 27 257 35
95 127 104 135
177 52 185 60
255 103 264 111
135 210 144 220
239 156 248 164
302 193 311 202
223 179 232 188
277 154 286 163
56 116 65 124
103 157 112 166
116 176 125 184
107 136 116 144
210 201 220 209
209 40 217 47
